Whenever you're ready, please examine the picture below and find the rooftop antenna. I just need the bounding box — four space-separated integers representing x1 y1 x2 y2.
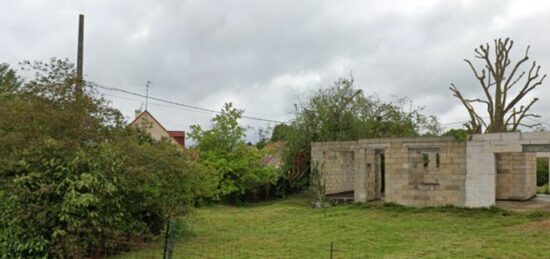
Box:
145 80 152 111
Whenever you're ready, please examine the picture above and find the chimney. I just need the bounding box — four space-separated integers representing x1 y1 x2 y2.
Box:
134 109 142 118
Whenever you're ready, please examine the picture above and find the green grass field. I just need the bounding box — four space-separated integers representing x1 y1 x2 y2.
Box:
122 196 550 258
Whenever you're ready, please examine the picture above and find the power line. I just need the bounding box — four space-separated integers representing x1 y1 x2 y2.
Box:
92 80 529 128
102 92 260 129
87 81 287 124
99 92 227 117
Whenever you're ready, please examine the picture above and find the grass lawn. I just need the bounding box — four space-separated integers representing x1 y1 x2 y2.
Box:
122 196 550 258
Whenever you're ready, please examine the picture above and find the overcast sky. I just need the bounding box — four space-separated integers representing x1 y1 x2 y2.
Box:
2 0 550 142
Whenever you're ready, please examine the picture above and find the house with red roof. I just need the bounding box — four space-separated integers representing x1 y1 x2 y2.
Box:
130 110 185 148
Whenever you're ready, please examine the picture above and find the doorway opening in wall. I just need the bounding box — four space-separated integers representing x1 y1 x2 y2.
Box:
536 157 549 194
376 150 386 197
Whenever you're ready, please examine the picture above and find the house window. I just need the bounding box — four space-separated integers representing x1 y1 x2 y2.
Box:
436 153 440 168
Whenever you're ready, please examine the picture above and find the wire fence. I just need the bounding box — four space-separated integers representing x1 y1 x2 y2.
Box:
77 219 424 259
81 233 371 259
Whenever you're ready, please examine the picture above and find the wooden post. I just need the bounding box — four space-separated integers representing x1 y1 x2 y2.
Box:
163 220 171 259
76 14 84 95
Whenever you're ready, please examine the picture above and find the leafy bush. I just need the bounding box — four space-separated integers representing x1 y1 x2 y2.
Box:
537 157 549 187
189 103 281 203
0 59 214 257
443 128 470 141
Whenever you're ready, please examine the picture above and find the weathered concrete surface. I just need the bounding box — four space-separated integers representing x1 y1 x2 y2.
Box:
312 137 466 207
465 132 550 207
497 195 550 212
496 152 536 201
313 132 550 208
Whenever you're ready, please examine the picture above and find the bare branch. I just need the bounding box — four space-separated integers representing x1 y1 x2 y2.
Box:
464 59 494 119
509 97 540 130
505 71 526 91
449 83 486 133
452 38 545 133
519 122 541 128
464 98 490 105
504 62 545 114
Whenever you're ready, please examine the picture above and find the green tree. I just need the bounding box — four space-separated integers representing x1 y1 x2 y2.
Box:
271 123 292 142
442 128 470 141
255 127 271 149
0 59 214 257
0 63 22 93
189 103 280 202
283 75 441 189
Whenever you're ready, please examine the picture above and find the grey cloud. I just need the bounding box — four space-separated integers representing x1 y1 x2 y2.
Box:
2 0 550 140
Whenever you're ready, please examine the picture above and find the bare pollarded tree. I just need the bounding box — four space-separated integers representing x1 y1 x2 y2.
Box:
450 38 547 133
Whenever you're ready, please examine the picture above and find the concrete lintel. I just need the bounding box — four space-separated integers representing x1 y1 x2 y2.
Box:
536 152 550 157
521 131 550 141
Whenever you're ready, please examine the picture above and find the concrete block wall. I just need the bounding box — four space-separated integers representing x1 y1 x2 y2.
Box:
311 141 357 195
312 137 467 207
384 141 467 207
320 150 355 194
313 131 550 208
465 132 550 207
496 152 537 200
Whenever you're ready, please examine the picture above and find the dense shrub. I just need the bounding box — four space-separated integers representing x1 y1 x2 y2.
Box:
189 103 281 203
0 60 215 257
442 128 470 141
537 157 549 186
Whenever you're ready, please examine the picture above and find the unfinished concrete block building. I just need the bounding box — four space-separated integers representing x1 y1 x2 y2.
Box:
311 132 550 208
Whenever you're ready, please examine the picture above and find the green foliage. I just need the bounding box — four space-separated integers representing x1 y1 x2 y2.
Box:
442 128 470 141
0 59 212 257
282 75 441 189
270 124 292 142
255 127 271 149
189 103 246 152
537 184 549 194
0 63 22 93
189 103 281 202
537 157 549 187
1 140 126 257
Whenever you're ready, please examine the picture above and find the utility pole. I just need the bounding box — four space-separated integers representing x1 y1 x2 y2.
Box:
76 14 84 95
145 81 152 111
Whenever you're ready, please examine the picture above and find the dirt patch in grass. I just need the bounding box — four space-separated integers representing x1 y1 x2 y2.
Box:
510 219 550 233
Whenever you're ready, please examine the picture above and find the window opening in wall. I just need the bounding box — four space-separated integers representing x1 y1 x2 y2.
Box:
536 157 549 193
422 153 429 168
436 153 440 168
